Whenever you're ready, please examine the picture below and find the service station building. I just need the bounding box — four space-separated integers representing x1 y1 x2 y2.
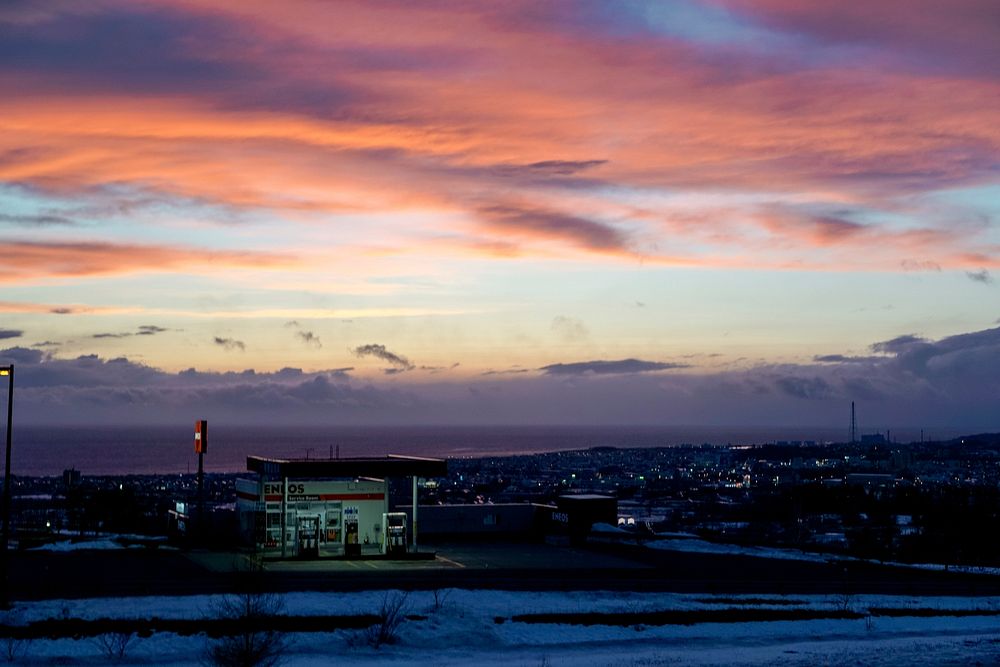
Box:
236 454 447 559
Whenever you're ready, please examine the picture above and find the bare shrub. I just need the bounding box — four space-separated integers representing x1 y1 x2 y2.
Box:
205 591 288 667
837 567 855 612
430 589 452 612
363 591 409 648
94 630 138 661
2 610 31 663
4 634 31 663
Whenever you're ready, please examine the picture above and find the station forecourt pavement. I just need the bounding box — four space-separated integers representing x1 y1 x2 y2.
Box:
184 541 651 574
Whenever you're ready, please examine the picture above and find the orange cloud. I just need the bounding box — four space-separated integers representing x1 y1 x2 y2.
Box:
0 240 292 283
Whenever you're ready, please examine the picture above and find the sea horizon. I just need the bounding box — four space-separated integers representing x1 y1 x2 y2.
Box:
7 423 967 477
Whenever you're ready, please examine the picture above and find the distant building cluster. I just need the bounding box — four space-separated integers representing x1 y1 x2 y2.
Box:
5 433 1000 565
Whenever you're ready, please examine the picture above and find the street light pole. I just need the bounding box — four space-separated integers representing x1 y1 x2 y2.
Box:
1 365 13 609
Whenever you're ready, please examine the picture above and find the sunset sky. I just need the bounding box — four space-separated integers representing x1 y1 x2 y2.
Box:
1 1 998 428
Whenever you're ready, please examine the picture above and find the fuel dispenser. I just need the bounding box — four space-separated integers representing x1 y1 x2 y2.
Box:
296 515 320 559
383 512 407 556
344 515 360 557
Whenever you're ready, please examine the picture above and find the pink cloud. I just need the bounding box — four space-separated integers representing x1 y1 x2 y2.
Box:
0 300 129 314
710 0 1000 76
1 1 997 273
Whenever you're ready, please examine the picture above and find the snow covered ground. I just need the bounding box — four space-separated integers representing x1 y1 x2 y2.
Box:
646 535 838 563
31 528 1000 578
645 534 1000 576
15 533 1000 664
5 590 1000 665
25 534 172 552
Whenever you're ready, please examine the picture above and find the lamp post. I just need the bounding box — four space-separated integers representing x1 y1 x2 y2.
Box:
1 364 13 609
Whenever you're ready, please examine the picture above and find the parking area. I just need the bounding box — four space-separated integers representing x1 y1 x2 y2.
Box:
15 539 1000 601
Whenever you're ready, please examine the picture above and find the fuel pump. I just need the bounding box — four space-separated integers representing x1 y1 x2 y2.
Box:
344 511 360 557
382 512 408 557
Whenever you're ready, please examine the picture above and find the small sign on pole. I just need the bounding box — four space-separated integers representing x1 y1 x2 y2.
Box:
195 419 208 454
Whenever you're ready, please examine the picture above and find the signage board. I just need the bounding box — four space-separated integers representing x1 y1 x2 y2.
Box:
194 419 208 454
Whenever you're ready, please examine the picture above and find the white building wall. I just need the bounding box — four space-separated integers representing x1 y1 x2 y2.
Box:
236 477 387 557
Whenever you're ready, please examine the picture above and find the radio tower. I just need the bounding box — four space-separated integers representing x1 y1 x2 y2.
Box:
850 401 858 445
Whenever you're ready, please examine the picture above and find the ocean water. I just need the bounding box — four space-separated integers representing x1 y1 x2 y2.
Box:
6 424 951 476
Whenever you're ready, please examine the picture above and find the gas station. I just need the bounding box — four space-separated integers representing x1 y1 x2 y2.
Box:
235 454 447 559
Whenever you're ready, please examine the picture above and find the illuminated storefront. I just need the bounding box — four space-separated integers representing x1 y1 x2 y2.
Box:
236 454 446 559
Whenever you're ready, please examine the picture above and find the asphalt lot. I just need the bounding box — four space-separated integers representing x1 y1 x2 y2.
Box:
8 540 1000 600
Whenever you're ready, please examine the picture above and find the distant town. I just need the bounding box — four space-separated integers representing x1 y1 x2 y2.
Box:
9 432 1000 567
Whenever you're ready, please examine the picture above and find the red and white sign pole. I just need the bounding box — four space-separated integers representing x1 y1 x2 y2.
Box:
194 420 207 540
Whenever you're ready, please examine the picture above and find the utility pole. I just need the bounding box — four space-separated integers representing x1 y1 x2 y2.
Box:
1 365 14 609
